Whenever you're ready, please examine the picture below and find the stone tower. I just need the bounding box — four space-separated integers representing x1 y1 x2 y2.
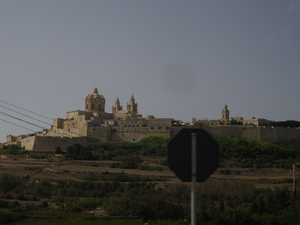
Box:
112 97 123 114
221 104 229 121
85 87 106 114
127 95 138 115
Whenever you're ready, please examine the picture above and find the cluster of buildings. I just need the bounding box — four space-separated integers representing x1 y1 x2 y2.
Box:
4 88 299 150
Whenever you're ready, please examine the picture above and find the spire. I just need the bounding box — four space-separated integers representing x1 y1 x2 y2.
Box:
126 94 138 114
112 96 122 114
130 94 135 103
115 97 120 105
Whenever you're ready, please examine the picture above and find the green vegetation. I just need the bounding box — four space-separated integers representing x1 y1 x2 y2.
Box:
270 120 300 128
9 218 145 225
2 136 300 224
110 155 143 169
218 137 300 168
58 136 300 170
2 144 24 155
63 136 170 161
229 119 243 125
0 171 298 224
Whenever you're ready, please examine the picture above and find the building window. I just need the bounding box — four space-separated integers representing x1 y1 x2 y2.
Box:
136 125 139 127
166 127 169 130
150 127 154 130
132 125 135 127
93 128 95 131
158 127 161 130
91 104 95 109
128 125 131 127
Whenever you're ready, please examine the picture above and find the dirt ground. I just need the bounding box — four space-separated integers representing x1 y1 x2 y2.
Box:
0 154 294 189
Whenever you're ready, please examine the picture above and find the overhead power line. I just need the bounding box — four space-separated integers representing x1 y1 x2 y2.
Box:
0 104 51 126
0 99 52 121
0 118 36 133
0 99 108 142
0 110 46 130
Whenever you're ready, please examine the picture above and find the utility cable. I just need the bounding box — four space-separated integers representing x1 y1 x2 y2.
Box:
0 110 46 130
0 99 52 121
0 104 51 126
0 99 114 143
0 118 36 133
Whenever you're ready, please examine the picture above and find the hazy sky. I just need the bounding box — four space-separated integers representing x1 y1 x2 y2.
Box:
0 0 300 142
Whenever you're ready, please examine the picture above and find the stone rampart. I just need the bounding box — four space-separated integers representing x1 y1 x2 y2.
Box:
111 129 170 142
19 126 300 151
170 126 300 142
259 127 300 142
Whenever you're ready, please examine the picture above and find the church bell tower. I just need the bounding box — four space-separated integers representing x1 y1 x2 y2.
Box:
112 97 123 114
221 104 229 121
127 95 138 115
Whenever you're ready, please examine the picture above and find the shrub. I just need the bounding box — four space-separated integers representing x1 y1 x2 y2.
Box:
40 200 48 208
55 146 63 154
220 169 231 175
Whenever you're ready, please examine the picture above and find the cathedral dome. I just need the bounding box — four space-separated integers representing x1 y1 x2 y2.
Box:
86 87 105 100
85 87 106 112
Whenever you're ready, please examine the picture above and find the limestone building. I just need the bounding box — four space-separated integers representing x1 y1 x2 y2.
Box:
5 89 300 150
46 88 174 142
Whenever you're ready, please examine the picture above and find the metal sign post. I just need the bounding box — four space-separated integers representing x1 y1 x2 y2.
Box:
191 133 197 225
168 128 219 225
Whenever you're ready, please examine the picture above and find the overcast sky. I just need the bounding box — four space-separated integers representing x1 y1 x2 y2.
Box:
0 0 300 142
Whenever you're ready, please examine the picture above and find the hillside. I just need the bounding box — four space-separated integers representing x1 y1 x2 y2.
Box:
0 137 299 224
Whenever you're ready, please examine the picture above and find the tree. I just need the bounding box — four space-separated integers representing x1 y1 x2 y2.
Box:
230 119 243 125
55 146 63 154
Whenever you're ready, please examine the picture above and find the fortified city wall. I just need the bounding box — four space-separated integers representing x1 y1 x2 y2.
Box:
21 136 97 151
111 128 170 142
170 126 300 142
4 89 300 150
8 125 300 151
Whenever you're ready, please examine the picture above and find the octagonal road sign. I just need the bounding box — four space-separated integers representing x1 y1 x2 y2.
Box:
168 128 219 182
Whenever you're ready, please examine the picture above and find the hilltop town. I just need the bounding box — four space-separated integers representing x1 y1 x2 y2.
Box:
5 88 300 150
